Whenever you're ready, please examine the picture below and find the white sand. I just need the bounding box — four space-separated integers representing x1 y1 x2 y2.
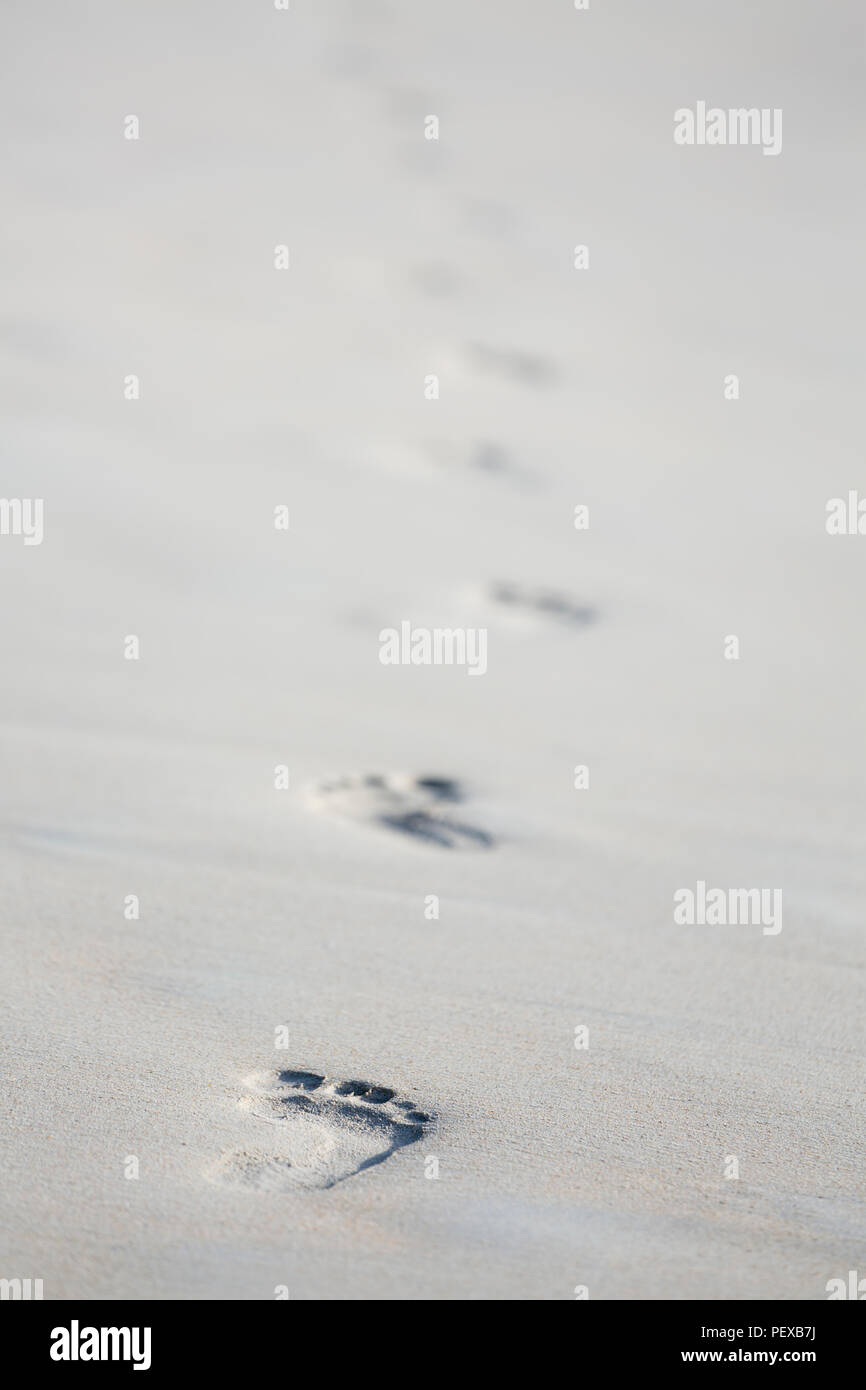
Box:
1 0 864 1299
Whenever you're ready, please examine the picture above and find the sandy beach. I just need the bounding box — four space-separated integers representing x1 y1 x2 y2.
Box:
1 0 865 1300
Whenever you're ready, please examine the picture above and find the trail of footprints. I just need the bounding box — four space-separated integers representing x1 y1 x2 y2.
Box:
210 586 592 1190
210 1069 431 1192
307 579 596 852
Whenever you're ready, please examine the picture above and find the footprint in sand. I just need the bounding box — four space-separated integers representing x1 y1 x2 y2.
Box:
361 435 538 490
210 1069 431 1192
430 341 559 393
464 341 559 387
485 581 596 628
307 772 494 849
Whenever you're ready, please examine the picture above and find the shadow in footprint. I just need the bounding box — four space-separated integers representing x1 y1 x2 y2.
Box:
381 810 493 849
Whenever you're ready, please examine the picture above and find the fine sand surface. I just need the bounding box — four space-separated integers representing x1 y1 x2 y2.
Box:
1 1 865 1299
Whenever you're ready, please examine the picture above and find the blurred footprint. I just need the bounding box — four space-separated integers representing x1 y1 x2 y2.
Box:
410 261 465 299
476 581 597 629
465 342 558 386
307 772 494 849
434 340 559 389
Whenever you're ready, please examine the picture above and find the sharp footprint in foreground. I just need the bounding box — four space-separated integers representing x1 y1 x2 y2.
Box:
307 772 494 849
209 1070 432 1192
